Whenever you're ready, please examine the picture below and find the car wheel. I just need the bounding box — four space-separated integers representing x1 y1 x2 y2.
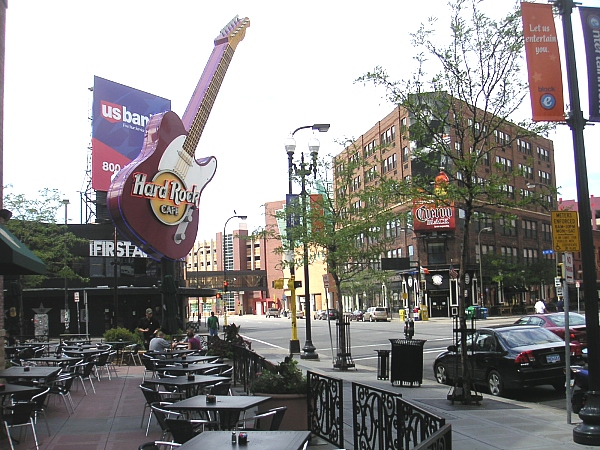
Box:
434 363 449 385
487 370 504 396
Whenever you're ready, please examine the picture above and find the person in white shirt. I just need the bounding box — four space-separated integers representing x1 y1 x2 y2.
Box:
534 299 547 314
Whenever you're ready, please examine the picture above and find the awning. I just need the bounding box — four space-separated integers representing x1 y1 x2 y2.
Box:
0 224 46 275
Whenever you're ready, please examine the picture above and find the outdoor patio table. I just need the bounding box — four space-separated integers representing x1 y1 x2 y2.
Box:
143 375 230 398
0 366 62 384
156 363 228 376
176 430 310 449
165 394 271 430
63 348 105 361
103 341 132 364
155 355 217 364
25 355 81 366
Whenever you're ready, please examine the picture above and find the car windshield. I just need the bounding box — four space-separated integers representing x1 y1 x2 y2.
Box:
496 327 564 349
547 313 586 327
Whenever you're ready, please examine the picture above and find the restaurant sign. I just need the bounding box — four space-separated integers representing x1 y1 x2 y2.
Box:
412 203 456 231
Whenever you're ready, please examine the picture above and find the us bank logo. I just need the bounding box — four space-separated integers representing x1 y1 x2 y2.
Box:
587 15 600 29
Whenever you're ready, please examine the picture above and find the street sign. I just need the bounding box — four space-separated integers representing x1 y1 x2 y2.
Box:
551 211 581 252
556 286 563 297
555 277 562 287
74 292 80 303
564 252 575 284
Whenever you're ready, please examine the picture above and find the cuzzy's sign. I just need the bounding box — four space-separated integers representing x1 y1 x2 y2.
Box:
413 203 456 231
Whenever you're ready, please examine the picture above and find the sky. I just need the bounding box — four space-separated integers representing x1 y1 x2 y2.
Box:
4 0 600 239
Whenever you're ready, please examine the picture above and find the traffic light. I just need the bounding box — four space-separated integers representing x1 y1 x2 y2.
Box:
216 292 222 300
223 280 229 292
556 263 565 280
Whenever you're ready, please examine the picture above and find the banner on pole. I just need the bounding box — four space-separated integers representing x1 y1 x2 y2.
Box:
580 8 600 122
521 2 565 122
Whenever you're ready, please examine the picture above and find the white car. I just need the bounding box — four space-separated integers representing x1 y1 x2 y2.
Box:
266 308 280 318
363 307 388 322
288 310 305 319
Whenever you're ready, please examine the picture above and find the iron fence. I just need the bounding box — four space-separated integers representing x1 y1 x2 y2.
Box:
307 371 344 448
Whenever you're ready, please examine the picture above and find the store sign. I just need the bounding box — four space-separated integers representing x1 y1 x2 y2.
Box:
413 203 456 231
89 240 148 258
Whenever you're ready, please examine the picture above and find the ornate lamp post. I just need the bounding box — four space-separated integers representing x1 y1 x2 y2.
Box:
477 227 492 306
285 123 329 359
222 214 247 326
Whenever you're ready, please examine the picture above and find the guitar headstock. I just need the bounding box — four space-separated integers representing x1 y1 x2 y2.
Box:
215 16 250 50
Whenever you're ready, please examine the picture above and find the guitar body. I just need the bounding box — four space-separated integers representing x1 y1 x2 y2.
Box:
107 111 216 261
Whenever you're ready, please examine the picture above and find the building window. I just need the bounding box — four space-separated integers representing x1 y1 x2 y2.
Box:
499 216 517 236
539 170 552 185
352 176 361 192
542 222 552 241
537 146 550 162
363 140 376 158
474 213 494 231
518 163 534 180
517 139 532 155
381 125 396 147
365 166 377 183
501 246 519 263
522 219 537 239
495 156 512 172
382 153 397 174
402 146 410 163
523 248 538 264
427 242 446 264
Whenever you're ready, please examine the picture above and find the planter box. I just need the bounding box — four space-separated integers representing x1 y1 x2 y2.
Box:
253 393 308 431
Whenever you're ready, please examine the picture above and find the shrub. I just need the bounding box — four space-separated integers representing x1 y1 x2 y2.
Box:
103 327 142 345
250 357 307 395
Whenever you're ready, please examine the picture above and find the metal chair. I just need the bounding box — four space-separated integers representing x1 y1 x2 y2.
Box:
141 355 160 381
105 350 119 378
73 361 96 395
10 387 51 436
150 402 182 440
237 406 287 431
93 351 112 380
165 417 215 444
3 401 39 450
123 343 142 366
47 373 76 415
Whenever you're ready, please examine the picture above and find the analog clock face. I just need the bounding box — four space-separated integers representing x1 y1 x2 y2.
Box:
432 274 443 286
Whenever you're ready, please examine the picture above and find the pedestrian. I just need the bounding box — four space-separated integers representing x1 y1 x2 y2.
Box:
556 298 564 312
207 311 219 337
149 331 172 353
185 328 201 350
137 308 160 350
534 299 547 314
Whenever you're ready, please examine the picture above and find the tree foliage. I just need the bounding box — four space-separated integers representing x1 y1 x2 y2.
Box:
357 0 556 401
3 187 88 288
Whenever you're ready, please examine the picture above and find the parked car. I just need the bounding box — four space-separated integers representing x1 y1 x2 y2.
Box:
351 310 366 321
514 312 587 352
314 310 325 320
433 325 579 396
287 310 304 319
265 308 280 318
363 307 388 322
316 309 339 320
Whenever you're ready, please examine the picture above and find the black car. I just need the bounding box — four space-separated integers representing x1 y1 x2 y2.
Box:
433 325 569 396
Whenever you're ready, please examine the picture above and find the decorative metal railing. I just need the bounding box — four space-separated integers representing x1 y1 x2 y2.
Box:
231 344 276 393
412 423 452 450
397 397 446 449
307 371 344 449
352 382 402 450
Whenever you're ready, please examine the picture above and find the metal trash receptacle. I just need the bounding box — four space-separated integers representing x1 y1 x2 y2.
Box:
375 349 390 380
480 307 488 319
389 339 427 387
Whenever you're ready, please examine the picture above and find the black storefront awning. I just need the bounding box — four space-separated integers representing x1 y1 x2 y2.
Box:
0 224 46 275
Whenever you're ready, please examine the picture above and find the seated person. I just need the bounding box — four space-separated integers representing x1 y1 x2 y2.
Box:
149 331 172 353
185 329 201 350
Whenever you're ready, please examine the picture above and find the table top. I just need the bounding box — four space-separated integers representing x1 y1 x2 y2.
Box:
25 356 82 365
143 375 229 389
0 383 41 398
177 430 310 450
156 363 228 375
166 394 270 412
154 355 217 364
63 348 106 356
0 366 62 380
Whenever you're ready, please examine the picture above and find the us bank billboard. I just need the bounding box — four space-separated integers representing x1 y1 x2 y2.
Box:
91 76 171 191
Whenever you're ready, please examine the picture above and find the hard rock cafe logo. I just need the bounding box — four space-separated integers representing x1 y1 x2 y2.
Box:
131 171 200 225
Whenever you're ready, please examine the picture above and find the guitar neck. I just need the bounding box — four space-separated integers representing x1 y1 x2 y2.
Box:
181 16 249 158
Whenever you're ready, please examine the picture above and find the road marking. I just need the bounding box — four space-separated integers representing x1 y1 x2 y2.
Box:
240 335 285 350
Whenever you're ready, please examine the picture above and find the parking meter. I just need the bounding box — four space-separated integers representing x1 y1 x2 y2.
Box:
404 317 415 339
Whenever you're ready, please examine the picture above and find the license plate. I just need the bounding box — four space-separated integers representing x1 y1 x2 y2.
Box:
546 354 560 363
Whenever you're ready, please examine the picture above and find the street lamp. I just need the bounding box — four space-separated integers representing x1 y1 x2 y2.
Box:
477 227 492 306
286 123 330 359
222 214 247 327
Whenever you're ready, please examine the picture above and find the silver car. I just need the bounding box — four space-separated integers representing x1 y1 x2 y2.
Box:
363 307 388 322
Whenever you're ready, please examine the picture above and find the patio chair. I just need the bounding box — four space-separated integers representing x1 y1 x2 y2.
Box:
139 385 182 435
204 381 231 396
47 373 76 415
73 361 96 395
150 402 182 440
123 343 142 366
10 387 51 436
219 365 233 378
138 442 181 450
141 355 160 381
237 406 287 431
3 401 39 450
105 350 119 378
164 417 216 444
93 351 111 380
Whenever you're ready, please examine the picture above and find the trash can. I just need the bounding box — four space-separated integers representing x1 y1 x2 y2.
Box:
419 304 429 321
389 339 427 387
480 307 488 319
399 309 405 322
466 306 476 320
375 349 390 380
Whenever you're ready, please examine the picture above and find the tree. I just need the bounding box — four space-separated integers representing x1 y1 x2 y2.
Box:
3 187 87 289
357 0 555 402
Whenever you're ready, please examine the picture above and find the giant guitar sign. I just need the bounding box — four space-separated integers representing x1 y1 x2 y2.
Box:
107 17 250 261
